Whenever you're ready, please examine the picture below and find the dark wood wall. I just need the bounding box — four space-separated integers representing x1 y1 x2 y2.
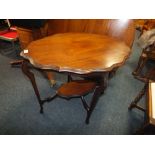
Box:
47 19 135 47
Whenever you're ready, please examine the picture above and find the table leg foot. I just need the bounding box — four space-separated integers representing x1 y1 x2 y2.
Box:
40 106 44 113
85 117 89 124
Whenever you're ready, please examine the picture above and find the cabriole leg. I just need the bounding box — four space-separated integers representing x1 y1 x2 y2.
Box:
85 73 108 124
21 60 44 113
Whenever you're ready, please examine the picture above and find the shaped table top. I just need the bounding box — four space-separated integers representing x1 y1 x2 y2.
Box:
21 33 131 74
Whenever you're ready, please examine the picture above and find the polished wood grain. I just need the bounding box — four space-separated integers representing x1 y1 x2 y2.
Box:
47 19 135 48
57 80 96 98
21 33 130 74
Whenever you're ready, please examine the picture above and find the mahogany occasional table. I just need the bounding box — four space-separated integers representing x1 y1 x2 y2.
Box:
20 33 131 124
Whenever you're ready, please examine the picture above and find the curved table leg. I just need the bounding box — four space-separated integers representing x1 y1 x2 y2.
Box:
22 60 58 113
21 60 44 113
85 86 102 124
85 73 108 124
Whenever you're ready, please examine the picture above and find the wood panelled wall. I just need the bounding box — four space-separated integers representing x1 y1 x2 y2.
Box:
47 19 135 47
